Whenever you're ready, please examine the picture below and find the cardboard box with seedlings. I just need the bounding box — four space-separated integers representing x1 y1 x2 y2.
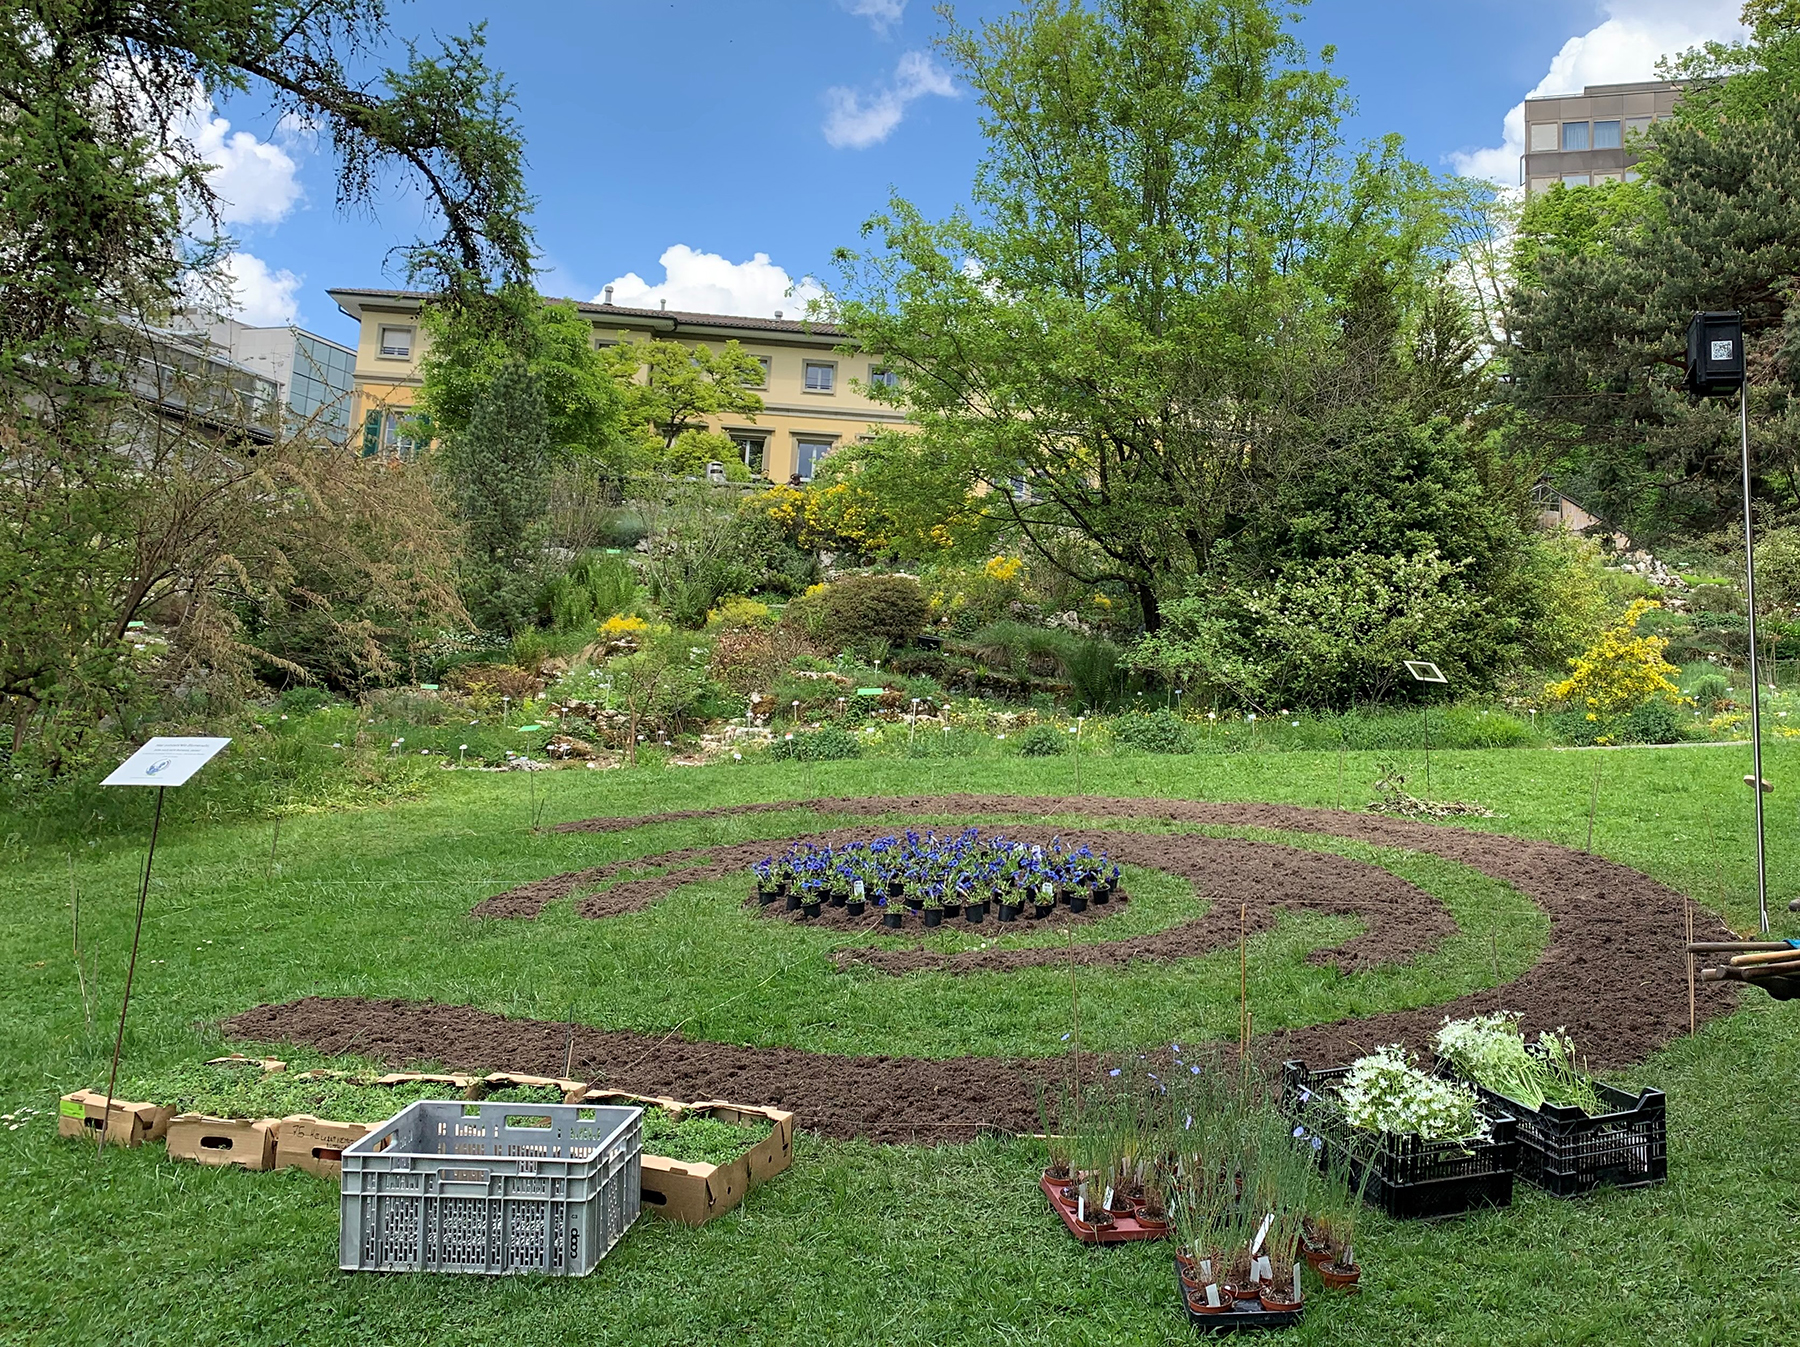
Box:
579 1089 796 1226
57 1090 173 1148
473 1071 589 1101
165 1114 280 1171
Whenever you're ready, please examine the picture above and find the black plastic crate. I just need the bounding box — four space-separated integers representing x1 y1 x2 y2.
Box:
1280 1060 1516 1219
1440 1070 1666 1197
1175 1263 1303 1334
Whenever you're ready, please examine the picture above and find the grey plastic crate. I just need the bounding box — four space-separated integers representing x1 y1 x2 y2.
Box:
339 1099 641 1276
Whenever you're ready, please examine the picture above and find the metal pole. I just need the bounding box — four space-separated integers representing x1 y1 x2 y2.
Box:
1741 385 1770 934
100 785 164 1154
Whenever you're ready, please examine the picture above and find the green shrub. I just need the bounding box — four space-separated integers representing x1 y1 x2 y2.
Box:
1015 724 1068 756
1111 709 1192 754
277 686 332 714
813 575 930 655
1688 671 1729 708
768 726 864 761
546 552 637 632
1621 697 1685 744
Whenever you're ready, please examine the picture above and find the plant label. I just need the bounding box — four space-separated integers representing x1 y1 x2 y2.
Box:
1344 1243 1353 1270
1253 1255 1273 1284
852 880 865 899
1102 1186 1114 1211
1076 1193 1085 1223
1204 1284 1221 1308
1293 1263 1302 1300
102 736 231 787
1250 1211 1274 1255
1200 1259 1213 1281
1040 881 1053 900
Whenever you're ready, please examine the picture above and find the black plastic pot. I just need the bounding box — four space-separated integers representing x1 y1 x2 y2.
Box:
966 904 985 924
906 899 924 913
846 899 866 917
756 888 776 905
828 891 847 908
1034 902 1054 919
1066 895 1088 913
923 908 944 928
802 900 822 919
784 893 802 912
998 903 1018 922
969 898 989 917
943 902 962 919
1091 887 1109 905
882 911 903 929
887 881 905 898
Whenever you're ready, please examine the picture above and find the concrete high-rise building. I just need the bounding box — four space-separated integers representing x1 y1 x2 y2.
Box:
190 315 358 443
1520 80 1681 195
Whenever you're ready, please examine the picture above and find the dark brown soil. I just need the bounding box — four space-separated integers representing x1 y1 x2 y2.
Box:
226 794 1738 1144
477 821 1453 977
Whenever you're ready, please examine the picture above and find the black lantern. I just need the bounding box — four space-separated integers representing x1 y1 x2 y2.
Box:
1686 311 1746 397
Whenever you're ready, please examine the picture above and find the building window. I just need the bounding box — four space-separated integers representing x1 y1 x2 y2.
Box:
1561 122 1589 151
729 433 766 474
1625 116 1653 140
1592 120 1622 150
1594 172 1621 185
378 326 413 358
795 436 833 480
1623 169 1642 183
378 410 420 460
803 360 836 393
867 365 899 390
1561 173 1591 187
1529 177 1558 196
743 356 771 388
1528 122 1558 152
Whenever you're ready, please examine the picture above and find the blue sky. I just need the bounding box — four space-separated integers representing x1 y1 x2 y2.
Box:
201 0 1748 345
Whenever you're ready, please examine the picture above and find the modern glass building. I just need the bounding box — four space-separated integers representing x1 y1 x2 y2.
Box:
195 316 358 444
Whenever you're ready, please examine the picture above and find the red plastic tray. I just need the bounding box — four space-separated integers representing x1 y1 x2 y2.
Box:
1039 1171 1170 1244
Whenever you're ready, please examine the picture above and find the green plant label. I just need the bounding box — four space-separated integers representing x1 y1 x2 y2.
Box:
856 688 884 696
60 1098 84 1118
516 725 543 732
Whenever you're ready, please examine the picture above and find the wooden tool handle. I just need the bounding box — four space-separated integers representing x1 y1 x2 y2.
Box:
1736 956 1800 979
1689 941 1790 953
1729 948 1800 966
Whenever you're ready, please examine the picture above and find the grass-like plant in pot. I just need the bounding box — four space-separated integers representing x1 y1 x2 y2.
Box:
1251 1114 1313 1312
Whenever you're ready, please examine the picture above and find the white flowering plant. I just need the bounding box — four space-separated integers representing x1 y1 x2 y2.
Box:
1434 1013 1605 1116
1335 1045 1487 1143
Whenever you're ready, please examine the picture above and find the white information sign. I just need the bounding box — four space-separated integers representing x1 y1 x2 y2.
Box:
102 737 231 788
1404 660 1447 684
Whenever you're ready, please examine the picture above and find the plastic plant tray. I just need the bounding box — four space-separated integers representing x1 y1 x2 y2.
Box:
1281 1060 1517 1219
1175 1263 1304 1334
1440 1068 1666 1197
1040 1171 1169 1244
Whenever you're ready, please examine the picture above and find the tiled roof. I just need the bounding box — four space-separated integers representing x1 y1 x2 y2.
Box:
328 287 846 338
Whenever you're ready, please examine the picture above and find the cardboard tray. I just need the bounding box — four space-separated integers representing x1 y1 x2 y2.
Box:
1040 1172 1170 1244
57 1090 173 1148
275 1114 373 1179
578 1089 795 1225
165 1114 279 1170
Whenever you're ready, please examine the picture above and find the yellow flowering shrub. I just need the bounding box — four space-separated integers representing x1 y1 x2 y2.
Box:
984 555 1024 583
1545 599 1681 713
751 481 903 554
599 613 648 638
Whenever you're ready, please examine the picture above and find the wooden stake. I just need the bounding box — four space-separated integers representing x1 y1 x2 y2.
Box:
1491 931 1501 985
1068 926 1081 1132
265 814 281 879
1239 902 1249 1062
1585 759 1601 854
101 786 165 1156
1686 898 1695 1036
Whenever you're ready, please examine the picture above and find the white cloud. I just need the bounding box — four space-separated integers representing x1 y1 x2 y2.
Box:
219 251 302 325
823 50 956 149
840 0 906 36
1451 1 1747 184
186 95 305 226
595 245 824 319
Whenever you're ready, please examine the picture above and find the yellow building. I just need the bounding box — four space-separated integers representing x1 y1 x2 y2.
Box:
327 287 910 481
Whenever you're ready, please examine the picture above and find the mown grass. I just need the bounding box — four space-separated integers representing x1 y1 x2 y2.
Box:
1 743 1797 1344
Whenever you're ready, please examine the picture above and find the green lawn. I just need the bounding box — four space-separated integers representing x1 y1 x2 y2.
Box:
1 744 1797 1344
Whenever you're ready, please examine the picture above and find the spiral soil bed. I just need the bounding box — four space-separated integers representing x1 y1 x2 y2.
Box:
226 794 1737 1143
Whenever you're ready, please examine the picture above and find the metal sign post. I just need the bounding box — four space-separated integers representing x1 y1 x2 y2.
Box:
1687 311 1767 934
1405 662 1447 797
95 736 230 1153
